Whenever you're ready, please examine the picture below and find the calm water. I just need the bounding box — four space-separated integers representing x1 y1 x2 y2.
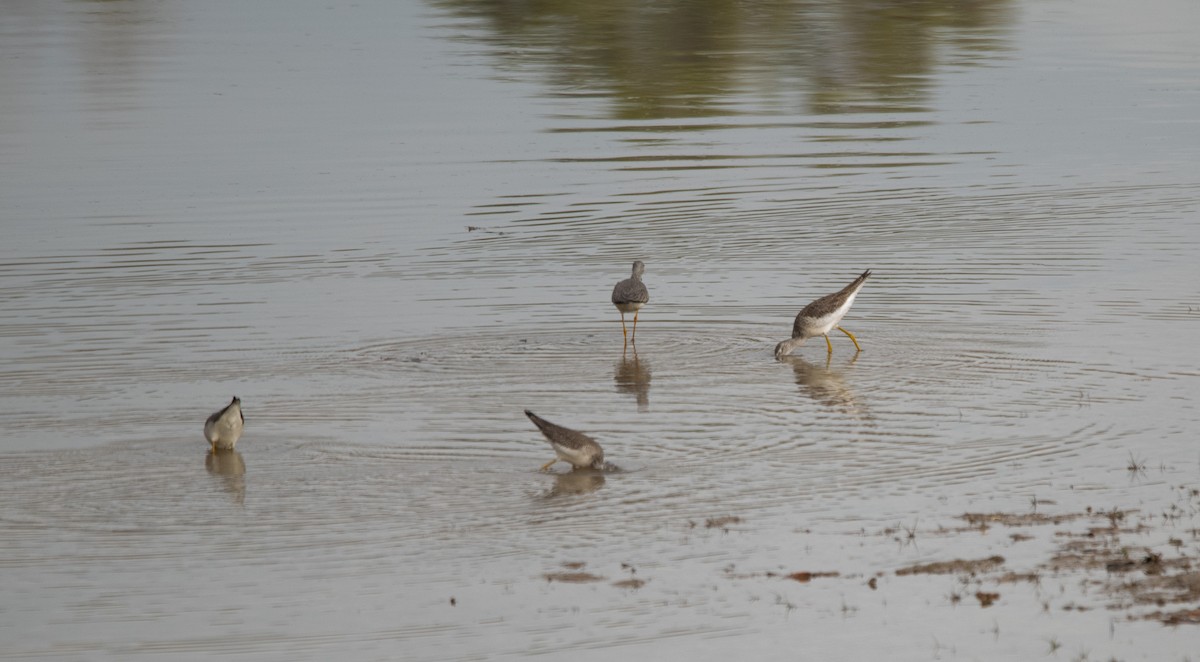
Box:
2 0 1199 659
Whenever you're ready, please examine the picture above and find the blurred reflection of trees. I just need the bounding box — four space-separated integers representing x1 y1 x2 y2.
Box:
429 0 1014 118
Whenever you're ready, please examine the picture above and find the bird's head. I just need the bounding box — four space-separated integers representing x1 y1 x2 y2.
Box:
774 338 804 359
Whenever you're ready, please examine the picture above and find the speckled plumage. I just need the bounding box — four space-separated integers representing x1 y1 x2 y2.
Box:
775 270 871 357
612 260 650 307
612 261 650 341
525 409 605 471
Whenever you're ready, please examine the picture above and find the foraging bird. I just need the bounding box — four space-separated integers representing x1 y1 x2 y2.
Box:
612 261 650 342
204 396 244 453
524 410 605 472
775 270 871 358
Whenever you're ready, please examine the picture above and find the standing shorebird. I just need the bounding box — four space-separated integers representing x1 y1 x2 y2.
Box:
524 410 606 472
612 261 650 343
204 396 244 453
775 270 872 358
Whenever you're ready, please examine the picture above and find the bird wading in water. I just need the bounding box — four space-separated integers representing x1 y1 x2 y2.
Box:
524 410 606 472
775 270 871 358
204 396 244 453
611 261 650 343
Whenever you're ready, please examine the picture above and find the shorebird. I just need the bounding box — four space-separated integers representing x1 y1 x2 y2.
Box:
204 396 244 453
612 261 650 342
524 410 605 472
774 270 871 358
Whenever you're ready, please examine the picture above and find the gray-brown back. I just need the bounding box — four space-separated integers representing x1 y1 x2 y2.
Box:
793 270 871 335
524 410 597 451
612 261 650 305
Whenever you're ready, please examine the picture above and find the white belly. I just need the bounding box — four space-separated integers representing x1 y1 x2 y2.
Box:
801 292 857 337
554 443 596 468
205 417 244 449
614 301 645 314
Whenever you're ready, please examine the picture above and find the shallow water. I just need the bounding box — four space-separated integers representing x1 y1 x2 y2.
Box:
2 0 1199 660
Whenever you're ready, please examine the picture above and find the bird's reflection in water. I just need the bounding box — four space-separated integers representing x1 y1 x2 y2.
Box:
614 345 651 412
783 353 870 419
543 469 606 497
205 449 246 505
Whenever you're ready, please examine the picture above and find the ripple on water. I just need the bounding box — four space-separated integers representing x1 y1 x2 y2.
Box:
277 320 1149 504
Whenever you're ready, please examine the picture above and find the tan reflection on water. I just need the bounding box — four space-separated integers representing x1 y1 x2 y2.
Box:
613 346 651 412
205 449 246 505
782 353 869 419
432 0 1015 118
544 469 606 498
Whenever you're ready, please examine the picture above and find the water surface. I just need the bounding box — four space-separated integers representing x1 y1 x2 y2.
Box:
2 0 1199 659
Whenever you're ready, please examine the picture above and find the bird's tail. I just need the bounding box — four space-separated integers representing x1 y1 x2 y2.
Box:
845 269 872 293
524 409 550 432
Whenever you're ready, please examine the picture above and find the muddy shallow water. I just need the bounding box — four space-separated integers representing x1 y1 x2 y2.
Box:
2 0 1199 660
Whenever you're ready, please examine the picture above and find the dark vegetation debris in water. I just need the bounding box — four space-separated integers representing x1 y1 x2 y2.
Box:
895 556 1006 576
543 571 605 584
689 515 743 531
539 497 1200 627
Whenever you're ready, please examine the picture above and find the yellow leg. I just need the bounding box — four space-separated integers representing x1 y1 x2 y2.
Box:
619 312 628 340
631 310 640 343
823 334 833 353
837 326 862 351
210 440 218 455
540 458 557 472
